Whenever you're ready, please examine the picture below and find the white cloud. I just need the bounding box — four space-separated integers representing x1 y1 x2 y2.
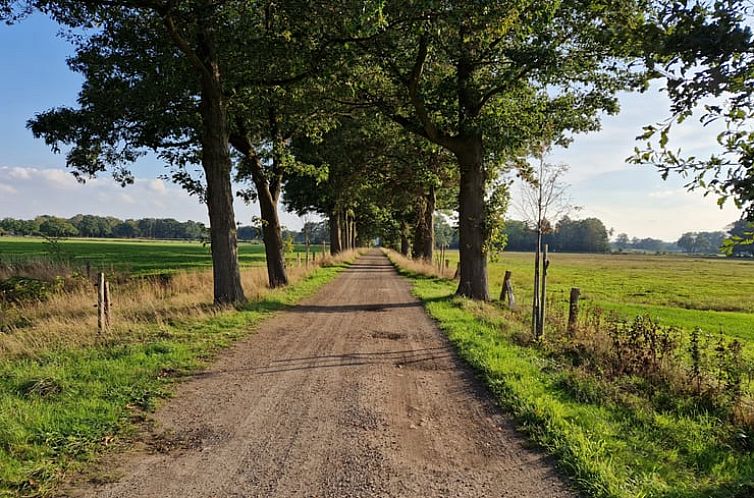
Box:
647 189 684 199
7 167 32 180
0 165 307 229
0 166 78 189
0 183 18 194
147 178 167 194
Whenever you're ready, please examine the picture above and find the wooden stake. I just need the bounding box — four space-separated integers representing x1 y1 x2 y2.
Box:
104 280 111 329
538 244 549 340
97 272 105 334
499 270 516 309
568 287 581 336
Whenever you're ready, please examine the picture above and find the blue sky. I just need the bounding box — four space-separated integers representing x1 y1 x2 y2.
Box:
0 15 743 240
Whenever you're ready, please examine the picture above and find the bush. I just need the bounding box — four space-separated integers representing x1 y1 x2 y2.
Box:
0 276 64 304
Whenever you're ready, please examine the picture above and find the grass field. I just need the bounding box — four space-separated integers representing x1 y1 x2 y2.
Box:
390 251 754 498
0 255 354 497
0 237 327 274
438 251 754 341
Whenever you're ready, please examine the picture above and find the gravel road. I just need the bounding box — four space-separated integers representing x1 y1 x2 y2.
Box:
73 250 575 498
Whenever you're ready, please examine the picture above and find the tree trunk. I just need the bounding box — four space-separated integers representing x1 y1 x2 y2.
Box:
338 211 345 250
258 184 288 288
412 185 435 261
329 210 342 255
197 25 245 305
400 233 410 256
227 130 288 288
532 229 541 337
454 136 489 300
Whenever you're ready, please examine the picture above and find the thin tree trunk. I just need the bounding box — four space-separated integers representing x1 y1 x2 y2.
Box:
532 229 541 337
455 136 489 300
196 24 245 305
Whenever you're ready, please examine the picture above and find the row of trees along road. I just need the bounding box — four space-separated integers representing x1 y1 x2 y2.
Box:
2 1 752 303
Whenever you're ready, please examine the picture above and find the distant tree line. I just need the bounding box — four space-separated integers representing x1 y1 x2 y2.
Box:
505 217 611 253
612 234 680 253
0 215 334 246
612 221 754 257
434 215 612 254
675 231 727 255
0 215 207 240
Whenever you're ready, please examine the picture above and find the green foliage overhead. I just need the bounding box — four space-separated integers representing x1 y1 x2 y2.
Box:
630 0 754 221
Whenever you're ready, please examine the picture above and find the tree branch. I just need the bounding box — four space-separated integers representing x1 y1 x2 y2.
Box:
162 12 211 79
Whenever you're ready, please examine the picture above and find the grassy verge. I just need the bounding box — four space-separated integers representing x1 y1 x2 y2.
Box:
435 250 754 340
387 251 754 498
0 260 350 497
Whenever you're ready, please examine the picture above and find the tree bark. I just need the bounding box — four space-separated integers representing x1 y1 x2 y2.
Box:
400 232 410 256
454 135 489 300
329 210 342 255
337 211 345 250
196 23 245 305
532 229 541 337
412 185 435 261
228 130 288 288
258 183 288 287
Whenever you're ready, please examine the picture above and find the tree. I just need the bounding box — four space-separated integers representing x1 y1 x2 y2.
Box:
615 233 631 251
724 219 754 257
16 0 249 303
351 0 652 299
434 214 457 250
516 158 574 338
19 0 371 296
37 217 78 237
631 1 754 223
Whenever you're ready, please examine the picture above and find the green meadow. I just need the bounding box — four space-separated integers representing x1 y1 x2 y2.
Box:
392 251 754 498
439 251 754 341
0 237 325 274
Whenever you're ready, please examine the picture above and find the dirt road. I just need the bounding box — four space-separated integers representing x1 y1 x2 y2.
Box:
76 251 574 497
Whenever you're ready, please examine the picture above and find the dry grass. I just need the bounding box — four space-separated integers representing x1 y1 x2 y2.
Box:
382 249 454 279
0 258 77 282
0 250 359 359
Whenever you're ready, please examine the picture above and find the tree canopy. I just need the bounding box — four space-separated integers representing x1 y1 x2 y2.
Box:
3 0 751 301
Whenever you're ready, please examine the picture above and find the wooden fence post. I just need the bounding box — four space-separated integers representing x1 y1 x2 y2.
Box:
499 270 516 309
104 279 111 329
453 262 460 279
97 273 106 333
568 287 581 336
538 244 549 340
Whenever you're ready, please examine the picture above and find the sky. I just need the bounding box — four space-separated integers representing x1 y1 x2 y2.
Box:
0 14 744 241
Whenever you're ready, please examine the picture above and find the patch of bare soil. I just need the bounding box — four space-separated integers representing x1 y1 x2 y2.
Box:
69 251 575 498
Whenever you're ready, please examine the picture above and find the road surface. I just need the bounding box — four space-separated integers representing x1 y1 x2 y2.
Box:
74 251 574 498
